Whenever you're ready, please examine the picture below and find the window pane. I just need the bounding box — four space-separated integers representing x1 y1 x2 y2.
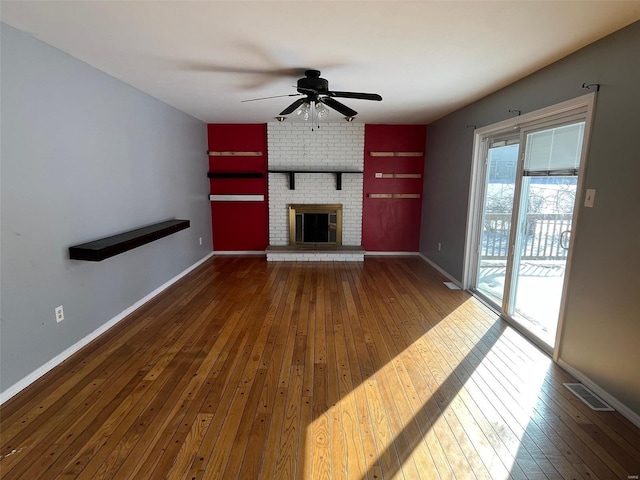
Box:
476 143 519 307
524 122 584 173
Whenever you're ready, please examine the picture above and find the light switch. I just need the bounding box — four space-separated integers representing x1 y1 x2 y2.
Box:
584 189 596 208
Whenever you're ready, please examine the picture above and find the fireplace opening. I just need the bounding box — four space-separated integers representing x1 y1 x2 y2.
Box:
289 204 342 246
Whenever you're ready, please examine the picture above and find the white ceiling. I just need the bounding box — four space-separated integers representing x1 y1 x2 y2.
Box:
2 1 639 125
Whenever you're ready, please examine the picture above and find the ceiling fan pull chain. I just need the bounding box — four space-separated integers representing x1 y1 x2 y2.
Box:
311 101 318 132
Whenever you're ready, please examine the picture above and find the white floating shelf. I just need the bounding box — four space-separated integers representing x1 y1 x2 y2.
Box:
209 194 265 202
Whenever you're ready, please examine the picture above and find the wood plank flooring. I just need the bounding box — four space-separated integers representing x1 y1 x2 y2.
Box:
1 256 639 479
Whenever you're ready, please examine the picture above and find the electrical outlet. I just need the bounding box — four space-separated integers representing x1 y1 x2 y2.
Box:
438 242 442 251
585 189 596 208
55 305 64 323
199 237 202 246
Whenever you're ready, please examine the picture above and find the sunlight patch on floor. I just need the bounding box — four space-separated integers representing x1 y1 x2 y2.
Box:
456 314 551 477
301 297 554 479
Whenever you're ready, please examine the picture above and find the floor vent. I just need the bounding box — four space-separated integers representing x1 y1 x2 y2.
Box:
443 282 461 290
563 383 615 411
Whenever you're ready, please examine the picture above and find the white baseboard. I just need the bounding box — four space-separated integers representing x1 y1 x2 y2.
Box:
417 253 463 288
0 252 214 405
557 359 640 429
213 251 266 256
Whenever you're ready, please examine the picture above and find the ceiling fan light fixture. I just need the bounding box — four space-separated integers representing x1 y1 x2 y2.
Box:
275 116 286 122
296 102 311 121
344 116 355 122
316 102 329 120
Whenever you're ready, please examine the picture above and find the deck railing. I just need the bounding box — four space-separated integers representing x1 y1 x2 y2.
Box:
481 213 573 260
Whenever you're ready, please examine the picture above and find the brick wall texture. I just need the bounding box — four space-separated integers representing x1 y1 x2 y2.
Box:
267 122 365 246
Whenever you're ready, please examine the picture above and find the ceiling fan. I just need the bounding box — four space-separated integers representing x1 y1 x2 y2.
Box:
242 69 382 119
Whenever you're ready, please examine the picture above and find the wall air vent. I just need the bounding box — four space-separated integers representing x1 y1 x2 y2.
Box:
563 383 615 411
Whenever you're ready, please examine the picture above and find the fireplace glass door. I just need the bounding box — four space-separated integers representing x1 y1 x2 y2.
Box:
289 204 342 246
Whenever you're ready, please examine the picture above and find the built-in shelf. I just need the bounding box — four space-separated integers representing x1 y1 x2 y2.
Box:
209 194 264 202
368 193 421 199
207 151 263 157
69 219 190 261
369 151 423 157
374 173 422 179
207 171 264 179
268 169 363 190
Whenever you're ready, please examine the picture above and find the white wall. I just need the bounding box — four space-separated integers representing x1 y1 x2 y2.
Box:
0 24 211 394
267 122 364 246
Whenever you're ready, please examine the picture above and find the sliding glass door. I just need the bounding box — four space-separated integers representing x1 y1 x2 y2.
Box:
508 122 584 346
476 136 519 307
470 112 588 351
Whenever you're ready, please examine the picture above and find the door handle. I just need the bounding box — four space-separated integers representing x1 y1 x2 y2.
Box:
560 230 571 250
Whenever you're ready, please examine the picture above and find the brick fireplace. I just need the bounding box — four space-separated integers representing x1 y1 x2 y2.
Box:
266 122 365 261
207 123 426 256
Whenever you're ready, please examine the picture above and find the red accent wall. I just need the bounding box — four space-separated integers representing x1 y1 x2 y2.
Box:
208 124 268 251
363 125 427 252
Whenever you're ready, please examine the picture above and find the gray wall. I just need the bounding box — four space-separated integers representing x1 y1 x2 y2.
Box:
420 21 640 415
0 24 211 393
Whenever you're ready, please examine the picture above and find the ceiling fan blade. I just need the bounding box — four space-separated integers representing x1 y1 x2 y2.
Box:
328 91 382 101
280 98 307 115
182 61 310 77
319 97 358 117
241 93 302 103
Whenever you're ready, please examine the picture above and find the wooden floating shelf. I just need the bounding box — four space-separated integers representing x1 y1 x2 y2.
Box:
69 219 190 262
375 173 422 179
207 172 264 179
209 194 265 202
269 169 363 191
368 193 421 199
207 151 263 157
369 151 423 157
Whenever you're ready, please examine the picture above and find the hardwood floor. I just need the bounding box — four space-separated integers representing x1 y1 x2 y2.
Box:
1 256 639 479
